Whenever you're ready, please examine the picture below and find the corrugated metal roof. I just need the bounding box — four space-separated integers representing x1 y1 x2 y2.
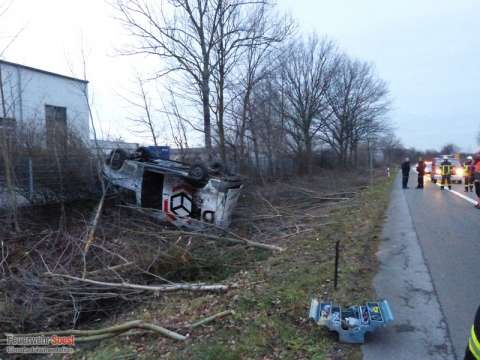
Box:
0 59 89 84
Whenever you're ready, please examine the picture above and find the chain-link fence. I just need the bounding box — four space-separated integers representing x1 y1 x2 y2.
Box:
0 153 99 207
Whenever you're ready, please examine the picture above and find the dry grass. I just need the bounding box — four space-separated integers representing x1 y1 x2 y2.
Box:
60 170 394 360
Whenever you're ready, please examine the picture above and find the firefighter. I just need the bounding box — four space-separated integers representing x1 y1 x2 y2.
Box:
416 157 426 189
464 156 475 192
465 305 480 359
440 156 453 190
474 153 480 209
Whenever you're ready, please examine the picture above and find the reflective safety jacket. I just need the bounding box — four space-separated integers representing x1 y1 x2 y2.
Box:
466 306 480 360
464 162 474 177
440 161 452 176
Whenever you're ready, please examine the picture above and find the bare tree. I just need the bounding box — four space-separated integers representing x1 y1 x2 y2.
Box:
378 131 404 165
224 7 293 172
247 75 289 177
279 35 338 174
440 143 460 155
115 1 393 176
115 0 227 155
210 0 292 164
230 41 391 176
122 74 159 145
321 55 390 166
162 87 191 159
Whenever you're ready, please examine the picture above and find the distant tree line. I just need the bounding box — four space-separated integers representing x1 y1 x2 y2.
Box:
115 0 393 176
395 142 478 166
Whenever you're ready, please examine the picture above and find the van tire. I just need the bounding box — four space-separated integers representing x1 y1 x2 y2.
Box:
107 148 128 170
188 163 209 186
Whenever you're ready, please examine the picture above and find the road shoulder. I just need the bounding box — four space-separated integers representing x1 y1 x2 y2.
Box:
362 175 456 360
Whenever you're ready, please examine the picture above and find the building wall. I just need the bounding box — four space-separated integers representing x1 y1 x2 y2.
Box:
0 61 89 142
91 139 139 155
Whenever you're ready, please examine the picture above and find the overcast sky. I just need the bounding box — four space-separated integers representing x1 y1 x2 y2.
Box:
2 0 480 151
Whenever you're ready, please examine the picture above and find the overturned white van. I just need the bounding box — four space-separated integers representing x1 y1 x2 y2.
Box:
103 147 243 229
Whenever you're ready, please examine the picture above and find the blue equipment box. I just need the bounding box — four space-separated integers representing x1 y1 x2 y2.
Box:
139 146 171 160
309 299 394 343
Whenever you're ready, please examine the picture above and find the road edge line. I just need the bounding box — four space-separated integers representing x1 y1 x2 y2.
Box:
434 182 478 205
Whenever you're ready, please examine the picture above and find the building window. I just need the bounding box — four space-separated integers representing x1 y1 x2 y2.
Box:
0 117 16 143
45 105 67 149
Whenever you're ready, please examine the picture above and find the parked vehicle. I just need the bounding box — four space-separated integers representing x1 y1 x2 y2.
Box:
430 156 463 184
424 161 432 174
103 146 243 229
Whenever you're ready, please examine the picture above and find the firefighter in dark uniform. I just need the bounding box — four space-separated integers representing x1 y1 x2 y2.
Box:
465 305 480 359
440 156 453 190
464 156 475 192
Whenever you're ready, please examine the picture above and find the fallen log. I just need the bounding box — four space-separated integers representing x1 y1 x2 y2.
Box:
44 273 230 293
190 310 234 329
109 310 236 339
169 231 285 252
272 228 314 241
311 196 351 201
86 261 135 276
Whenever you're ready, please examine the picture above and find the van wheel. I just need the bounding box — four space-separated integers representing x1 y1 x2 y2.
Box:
209 161 224 174
107 148 128 170
188 163 209 187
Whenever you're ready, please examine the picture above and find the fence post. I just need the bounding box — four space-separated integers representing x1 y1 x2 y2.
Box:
28 157 34 200
334 240 340 290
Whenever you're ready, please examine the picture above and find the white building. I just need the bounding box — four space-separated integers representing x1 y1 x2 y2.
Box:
92 139 140 155
0 60 89 146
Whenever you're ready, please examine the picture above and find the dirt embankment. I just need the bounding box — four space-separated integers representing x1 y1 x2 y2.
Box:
0 170 393 359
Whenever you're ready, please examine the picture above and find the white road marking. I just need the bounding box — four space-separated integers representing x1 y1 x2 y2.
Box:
434 182 478 205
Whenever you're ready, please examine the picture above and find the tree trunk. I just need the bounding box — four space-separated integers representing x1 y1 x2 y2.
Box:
239 88 251 172
216 11 227 164
202 69 212 157
217 56 226 164
249 118 260 175
353 141 358 167
304 134 313 175
217 88 226 164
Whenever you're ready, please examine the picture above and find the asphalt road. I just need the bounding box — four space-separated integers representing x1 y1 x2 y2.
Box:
404 173 480 358
363 173 455 360
363 172 480 360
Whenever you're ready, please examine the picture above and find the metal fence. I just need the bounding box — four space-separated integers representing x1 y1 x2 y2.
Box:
0 154 99 206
